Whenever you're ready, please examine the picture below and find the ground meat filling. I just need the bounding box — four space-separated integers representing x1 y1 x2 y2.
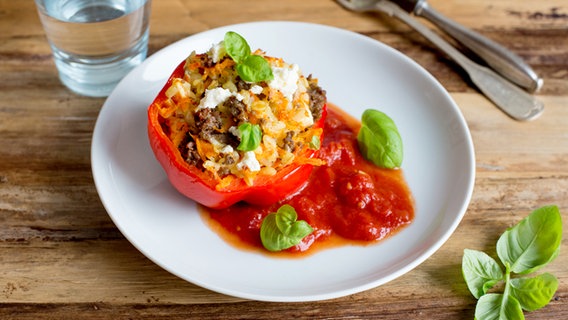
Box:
227 96 248 123
235 77 251 92
195 108 223 141
182 137 202 168
199 53 215 69
283 131 296 152
307 75 326 122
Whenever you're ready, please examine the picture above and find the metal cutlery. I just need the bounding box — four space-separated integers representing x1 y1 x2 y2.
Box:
393 0 542 93
336 0 544 121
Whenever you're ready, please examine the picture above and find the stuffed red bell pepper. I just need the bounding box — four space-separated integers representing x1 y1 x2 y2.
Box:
147 32 327 209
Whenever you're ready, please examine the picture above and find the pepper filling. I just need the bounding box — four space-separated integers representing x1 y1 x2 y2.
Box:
153 43 327 188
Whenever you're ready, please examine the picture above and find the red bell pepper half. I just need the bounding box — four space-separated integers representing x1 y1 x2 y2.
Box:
147 60 327 209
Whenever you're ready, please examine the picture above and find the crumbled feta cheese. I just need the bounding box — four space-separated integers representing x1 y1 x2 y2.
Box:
229 126 241 138
210 41 226 63
220 145 234 154
197 88 233 109
237 151 261 172
250 85 263 95
197 88 245 110
269 64 300 102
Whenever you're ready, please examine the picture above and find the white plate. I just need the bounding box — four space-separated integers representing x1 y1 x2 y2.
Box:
91 21 475 302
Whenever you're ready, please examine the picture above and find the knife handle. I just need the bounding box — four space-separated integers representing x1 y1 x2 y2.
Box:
415 2 543 93
375 1 544 121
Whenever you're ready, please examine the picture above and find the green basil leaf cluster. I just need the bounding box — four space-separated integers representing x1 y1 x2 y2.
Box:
357 109 403 169
260 204 313 252
224 31 274 83
237 123 262 151
462 205 562 320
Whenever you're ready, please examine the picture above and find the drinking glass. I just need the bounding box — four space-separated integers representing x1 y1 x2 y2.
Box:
34 0 152 97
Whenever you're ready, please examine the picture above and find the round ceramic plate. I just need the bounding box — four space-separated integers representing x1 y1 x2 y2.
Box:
91 21 475 302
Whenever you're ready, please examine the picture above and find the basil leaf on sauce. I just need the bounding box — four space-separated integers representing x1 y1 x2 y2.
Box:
357 109 403 169
260 204 313 252
237 123 262 151
224 31 273 83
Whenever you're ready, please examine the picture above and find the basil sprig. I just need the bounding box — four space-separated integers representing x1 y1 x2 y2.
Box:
237 123 262 151
224 31 274 83
462 205 562 319
260 204 313 252
357 109 403 169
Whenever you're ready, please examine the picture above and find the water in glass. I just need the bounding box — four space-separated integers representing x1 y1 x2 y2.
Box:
35 0 151 97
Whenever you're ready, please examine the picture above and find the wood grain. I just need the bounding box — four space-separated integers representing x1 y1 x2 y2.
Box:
0 0 567 318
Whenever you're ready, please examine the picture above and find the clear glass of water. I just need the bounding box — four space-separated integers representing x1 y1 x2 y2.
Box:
34 0 152 97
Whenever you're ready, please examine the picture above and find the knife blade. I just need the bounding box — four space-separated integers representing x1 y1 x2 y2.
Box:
390 0 543 93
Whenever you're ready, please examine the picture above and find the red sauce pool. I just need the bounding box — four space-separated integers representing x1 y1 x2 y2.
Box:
200 104 414 256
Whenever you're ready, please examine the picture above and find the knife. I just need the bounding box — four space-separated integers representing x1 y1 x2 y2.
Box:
393 0 543 93
335 0 544 121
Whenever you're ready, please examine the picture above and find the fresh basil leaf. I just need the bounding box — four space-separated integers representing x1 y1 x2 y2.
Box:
223 31 274 83
475 293 524 320
309 135 320 150
357 109 403 169
274 204 297 234
236 54 274 83
224 31 250 64
509 273 558 312
237 123 262 151
464 206 563 319
462 249 504 299
496 205 562 274
260 204 313 252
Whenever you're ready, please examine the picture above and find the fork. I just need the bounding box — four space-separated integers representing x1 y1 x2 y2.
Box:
336 0 544 121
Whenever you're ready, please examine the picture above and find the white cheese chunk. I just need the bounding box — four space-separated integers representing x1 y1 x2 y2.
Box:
229 126 241 138
197 88 244 110
250 85 263 95
197 87 233 110
268 64 300 102
210 41 226 63
237 151 261 172
220 145 234 154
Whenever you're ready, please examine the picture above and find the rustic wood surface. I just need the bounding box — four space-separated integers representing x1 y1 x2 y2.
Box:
1 0 567 319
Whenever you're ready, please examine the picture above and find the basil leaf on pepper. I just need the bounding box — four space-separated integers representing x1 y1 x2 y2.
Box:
224 31 273 82
224 31 250 63
357 109 403 169
260 204 313 252
237 55 273 83
237 123 262 151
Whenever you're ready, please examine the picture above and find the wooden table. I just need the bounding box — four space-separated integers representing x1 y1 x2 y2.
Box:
1 0 566 318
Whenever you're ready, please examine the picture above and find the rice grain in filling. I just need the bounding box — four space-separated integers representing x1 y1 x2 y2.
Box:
155 40 327 188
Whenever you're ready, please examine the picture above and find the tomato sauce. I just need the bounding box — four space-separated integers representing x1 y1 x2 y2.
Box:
200 105 414 255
